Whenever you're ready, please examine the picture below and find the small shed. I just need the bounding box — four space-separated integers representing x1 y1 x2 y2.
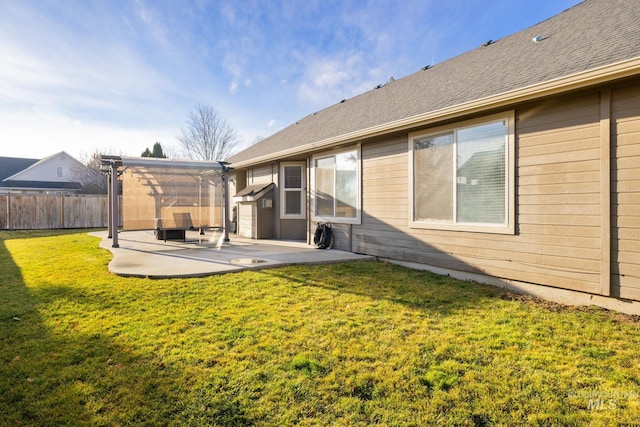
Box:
233 183 275 239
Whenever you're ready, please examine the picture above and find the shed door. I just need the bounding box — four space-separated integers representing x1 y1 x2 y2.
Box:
238 202 256 238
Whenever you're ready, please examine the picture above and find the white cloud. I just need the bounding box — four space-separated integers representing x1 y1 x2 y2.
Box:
0 109 180 160
134 0 174 51
228 78 251 95
223 53 244 78
219 3 237 26
267 119 276 128
297 52 384 107
0 21 187 130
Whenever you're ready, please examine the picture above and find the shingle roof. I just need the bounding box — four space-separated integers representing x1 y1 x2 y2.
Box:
229 0 640 165
0 180 82 190
0 157 39 181
6 151 84 181
233 183 274 201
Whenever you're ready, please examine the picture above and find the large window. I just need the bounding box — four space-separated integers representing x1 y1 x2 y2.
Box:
312 147 360 223
410 113 514 233
280 162 305 219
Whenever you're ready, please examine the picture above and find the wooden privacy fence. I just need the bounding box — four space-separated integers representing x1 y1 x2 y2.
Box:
0 194 120 230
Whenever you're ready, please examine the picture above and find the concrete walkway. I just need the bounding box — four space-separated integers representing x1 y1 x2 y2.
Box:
92 230 372 278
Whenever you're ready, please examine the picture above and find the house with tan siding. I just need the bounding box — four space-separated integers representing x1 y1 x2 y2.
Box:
227 0 640 314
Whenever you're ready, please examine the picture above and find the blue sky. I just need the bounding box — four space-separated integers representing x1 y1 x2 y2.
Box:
0 0 582 161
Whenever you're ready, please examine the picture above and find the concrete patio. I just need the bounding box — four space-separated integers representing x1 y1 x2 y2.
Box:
92 230 373 278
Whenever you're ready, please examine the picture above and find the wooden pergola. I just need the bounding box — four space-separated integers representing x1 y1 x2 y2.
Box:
100 155 232 248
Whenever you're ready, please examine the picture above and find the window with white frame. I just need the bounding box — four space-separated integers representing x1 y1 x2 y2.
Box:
312 147 360 223
410 113 514 233
280 162 305 218
56 166 63 178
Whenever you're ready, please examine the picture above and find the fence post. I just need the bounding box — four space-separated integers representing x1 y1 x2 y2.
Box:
7 192 10 231
60 194 65 229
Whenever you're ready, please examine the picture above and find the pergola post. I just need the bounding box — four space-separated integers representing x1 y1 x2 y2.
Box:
219 161 232 242
110 161 120 248
106 168 113 239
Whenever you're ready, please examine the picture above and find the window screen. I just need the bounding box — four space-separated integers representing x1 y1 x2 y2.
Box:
413 119 507 227
313 148 359 222
281 164 304 217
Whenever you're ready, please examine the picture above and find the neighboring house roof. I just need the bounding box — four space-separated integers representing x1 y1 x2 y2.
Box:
0 157 39 181
4 151 85 181
0 180 82 190
229 0 640 167
0 151 85 192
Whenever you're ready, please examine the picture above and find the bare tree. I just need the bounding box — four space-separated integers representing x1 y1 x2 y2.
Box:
177 104 238 161
72 147 129 194
72 149 109 194
159 143 179 160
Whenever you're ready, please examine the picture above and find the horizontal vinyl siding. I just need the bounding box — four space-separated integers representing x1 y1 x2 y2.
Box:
280 218 305 240
330 223 351 251
612 83 640 300
248 164 277 185
355 92 604 295
245 163 279 238
238 203 255 238
360 137 408 231
515 93 602 292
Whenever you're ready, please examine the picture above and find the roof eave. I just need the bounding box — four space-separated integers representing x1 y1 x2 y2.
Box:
231 55 640 169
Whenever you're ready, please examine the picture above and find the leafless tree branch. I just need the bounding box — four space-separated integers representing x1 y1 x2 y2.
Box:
177 104 239 161
71 149 108 194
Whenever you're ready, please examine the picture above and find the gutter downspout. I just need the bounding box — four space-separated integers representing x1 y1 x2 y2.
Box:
306 156 311 245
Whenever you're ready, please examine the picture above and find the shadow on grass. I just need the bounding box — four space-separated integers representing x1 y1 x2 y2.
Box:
253 259 509 316
3 230 640 425
0 233 252 426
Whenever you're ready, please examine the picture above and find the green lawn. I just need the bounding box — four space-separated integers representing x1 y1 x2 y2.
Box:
1 230 639 426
